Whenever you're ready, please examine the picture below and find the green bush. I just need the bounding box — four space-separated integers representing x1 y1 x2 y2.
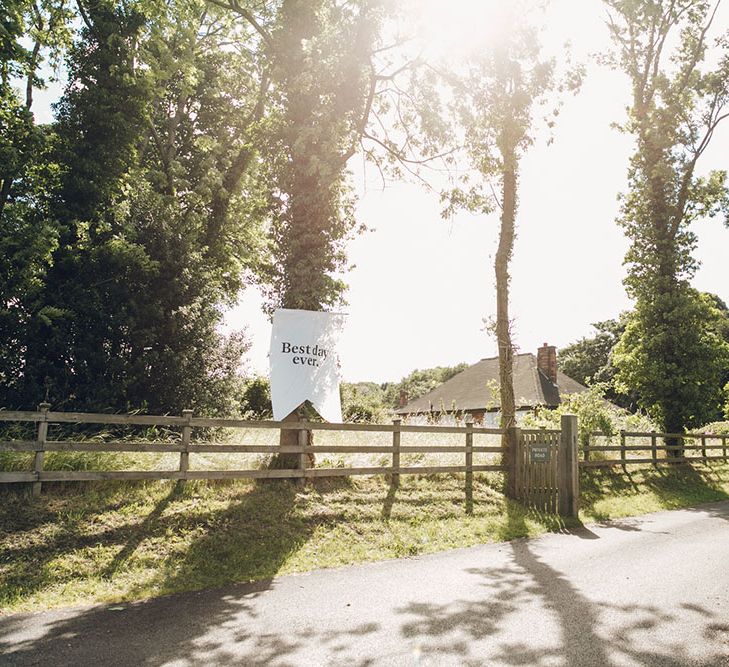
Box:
522 385 657 450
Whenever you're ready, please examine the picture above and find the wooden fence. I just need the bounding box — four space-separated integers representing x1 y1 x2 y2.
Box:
582 430 729 468
4 407 724 516
0 405 508 497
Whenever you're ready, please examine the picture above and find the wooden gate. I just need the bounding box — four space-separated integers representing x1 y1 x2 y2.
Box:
515 429 561 513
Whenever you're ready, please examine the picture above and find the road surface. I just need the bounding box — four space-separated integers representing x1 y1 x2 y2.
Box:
2 502 729 666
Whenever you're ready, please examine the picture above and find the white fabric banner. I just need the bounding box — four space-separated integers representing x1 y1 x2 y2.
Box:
269 308 347 422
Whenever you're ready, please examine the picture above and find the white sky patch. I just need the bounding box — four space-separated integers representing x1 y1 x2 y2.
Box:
227 0 729 383
24 0 729 384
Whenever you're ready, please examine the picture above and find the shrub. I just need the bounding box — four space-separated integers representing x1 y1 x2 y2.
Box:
522 385 657 450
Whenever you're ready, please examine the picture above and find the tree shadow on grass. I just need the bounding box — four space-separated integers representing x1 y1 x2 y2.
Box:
0 478 361 666
640 463 729 505
101 483 184 579
0 477 324 614
134 479 317 597
0 482 173 610
381 481 398 521
582 463 729 505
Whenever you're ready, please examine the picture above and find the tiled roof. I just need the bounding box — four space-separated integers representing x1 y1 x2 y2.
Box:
395 353 588 414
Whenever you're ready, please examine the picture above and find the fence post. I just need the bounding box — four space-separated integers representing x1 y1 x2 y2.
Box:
701 434 707 462
32 403 51 498
504 425 520 500
465 417 473 510
179 409 193 480
392 418 401 487
620 430 626 472
651 431 658 468
724 435 727 462
297 412 308 486
558 414 579 518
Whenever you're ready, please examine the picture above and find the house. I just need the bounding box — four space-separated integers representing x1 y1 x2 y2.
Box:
395 343 588 425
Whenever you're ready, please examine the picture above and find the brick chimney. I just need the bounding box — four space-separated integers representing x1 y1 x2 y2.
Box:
537 343 557 384
398 390 409 409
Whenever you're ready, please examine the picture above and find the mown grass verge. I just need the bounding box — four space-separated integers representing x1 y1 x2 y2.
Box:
2 462 728 614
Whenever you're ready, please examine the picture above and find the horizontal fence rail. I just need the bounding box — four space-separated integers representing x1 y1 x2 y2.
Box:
0 406 508 496
582 430 729 468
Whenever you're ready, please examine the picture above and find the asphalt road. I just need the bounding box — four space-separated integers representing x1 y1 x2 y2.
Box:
2 502 729 666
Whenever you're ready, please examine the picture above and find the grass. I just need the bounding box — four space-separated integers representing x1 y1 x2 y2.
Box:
2 461 729 614
579 462 729 521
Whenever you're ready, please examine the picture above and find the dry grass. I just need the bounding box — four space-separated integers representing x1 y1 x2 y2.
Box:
1 425 505 475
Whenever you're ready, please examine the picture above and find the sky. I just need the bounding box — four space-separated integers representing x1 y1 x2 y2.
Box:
226 0 729 383
29 0 729 385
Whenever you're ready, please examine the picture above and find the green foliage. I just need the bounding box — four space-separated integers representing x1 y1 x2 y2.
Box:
559 316 635 410
241 376 273 419
525 385 659 455
340 382 389 423
613 291 729 431
559 318 623 385
1 1 268 415
525 385 625 448
0 2 72 395
604 0 729 434
260 0 385 312
524 384 656 447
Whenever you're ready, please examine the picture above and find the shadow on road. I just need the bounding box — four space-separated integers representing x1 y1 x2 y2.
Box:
0 578 382 666
394 500 729 666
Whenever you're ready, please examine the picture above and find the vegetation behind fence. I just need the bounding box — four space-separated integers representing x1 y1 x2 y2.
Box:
0 406 508 496
2 407 727 521
583 431 729 468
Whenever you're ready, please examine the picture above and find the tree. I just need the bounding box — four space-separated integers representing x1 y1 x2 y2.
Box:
217 0 446 314
614 290 729 433
604 0 729 445
1 1 268 414
0 0 71 220
341 382 388 423
559 319 624 386
0 1 72 396
441 2 576 430
559 317 637 409
257 0 387 312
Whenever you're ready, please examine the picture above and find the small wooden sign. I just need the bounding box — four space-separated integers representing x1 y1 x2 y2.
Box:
530 446 550 463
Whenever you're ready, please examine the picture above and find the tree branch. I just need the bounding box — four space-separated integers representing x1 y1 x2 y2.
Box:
362 131 458 166
206 0 273 50
76 0 92 30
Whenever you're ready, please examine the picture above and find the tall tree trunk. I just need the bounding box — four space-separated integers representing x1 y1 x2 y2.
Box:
495 151 517 432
